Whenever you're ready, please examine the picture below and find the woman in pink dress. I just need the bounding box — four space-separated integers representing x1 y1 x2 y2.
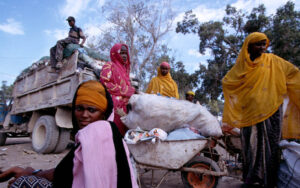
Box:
100 43 135 136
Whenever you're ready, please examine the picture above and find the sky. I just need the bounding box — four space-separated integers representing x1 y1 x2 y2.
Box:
0 0 299 85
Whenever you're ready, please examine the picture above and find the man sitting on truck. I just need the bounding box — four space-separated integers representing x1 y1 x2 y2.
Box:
49 16 86 72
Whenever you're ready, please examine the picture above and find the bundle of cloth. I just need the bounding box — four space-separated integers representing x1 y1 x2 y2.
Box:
63 44 107 61
16 56 50 81
121 93 223 137
277 140 300 188
64 44 107 76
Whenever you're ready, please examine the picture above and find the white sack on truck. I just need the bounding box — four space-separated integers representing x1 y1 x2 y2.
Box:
121 94 223 137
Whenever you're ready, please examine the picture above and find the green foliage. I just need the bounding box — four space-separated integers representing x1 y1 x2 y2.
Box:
269 1 300 66
176 1 300 107
243 5 270 34
207 99 224 116
170 61 198 98
175 10 199 34
0 81 13 106
141 45 174 90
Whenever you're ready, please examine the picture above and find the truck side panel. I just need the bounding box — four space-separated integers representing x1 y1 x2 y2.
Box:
11 51 96 115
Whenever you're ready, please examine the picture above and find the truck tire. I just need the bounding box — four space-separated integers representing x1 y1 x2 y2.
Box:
53 128 70 153
32 115 59 154
181 156 220 188
0 133 7 146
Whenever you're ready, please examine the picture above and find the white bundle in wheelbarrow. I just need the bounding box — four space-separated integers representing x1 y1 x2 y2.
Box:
121 94 222 137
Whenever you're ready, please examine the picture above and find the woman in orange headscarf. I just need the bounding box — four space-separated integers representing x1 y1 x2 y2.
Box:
0 81 138 188
222 32 300 187
146 62 179 99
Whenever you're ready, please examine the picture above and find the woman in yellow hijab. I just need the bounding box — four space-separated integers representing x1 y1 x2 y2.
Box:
146 62 179 99
222 32 300 187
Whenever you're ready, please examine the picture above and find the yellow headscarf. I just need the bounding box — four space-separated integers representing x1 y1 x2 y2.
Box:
76 80 108 112
222 32 300 139
186 91 195 96
146 67 179 99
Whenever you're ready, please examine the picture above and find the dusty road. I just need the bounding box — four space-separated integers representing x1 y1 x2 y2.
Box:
0 138 243 188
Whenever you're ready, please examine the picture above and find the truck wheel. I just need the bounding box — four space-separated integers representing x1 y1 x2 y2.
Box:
53 128 70 153
181 156 220 188
0 133 7 146
32 115 59 154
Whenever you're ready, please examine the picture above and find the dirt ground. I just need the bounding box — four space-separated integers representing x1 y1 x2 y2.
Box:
0 137 243 188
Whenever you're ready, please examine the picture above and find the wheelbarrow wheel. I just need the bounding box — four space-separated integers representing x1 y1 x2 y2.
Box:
181 156 220 188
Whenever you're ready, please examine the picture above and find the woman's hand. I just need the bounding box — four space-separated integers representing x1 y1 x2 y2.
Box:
0 166 34 186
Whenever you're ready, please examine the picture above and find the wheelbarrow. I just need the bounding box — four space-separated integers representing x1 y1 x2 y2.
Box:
128 138 228 188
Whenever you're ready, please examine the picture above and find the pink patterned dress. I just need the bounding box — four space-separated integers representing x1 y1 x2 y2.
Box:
100 43 135 136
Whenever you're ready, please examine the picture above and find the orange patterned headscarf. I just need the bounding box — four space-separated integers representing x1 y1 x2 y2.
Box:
222 32 300 139
76 80 108 112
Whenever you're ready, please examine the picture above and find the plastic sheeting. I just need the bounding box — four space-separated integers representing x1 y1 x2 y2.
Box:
121 93 223 137
63 44 106 74
278 140 300 188
124 127 167 144
63 44 107 61
166 128 206 141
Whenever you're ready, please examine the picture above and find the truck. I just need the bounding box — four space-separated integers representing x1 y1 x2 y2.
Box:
0 50 104 154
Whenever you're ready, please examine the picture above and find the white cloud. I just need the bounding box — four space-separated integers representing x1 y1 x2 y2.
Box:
0 18 24 35
59 0 92 18
96 0 105 7
44 29 68 40
192 5 225 22
232 0 295 15
83 22 112 37
174 0 298 27
184 60 204 73
186 49 210 71
83 21 114 44
174 5 224 26
84 25 102 38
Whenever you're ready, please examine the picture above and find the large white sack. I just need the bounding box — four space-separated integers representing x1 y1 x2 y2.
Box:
121 94 223 137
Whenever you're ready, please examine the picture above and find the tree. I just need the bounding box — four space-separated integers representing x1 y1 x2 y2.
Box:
176 7 247 102
0 81 13 107
243 5 270 34
171 61 198 98
92 0 174 87
269 2 300 67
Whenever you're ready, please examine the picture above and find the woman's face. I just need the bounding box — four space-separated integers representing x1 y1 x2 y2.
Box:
248 39 267 58
75 104 105 129
119 45 128 63
160 65 169 76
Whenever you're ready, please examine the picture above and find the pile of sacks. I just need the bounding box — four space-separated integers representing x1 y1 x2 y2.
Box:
277 140 300 188
16 44 107 81
64 44 107 73
122 93 223 144
16 56 50 81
